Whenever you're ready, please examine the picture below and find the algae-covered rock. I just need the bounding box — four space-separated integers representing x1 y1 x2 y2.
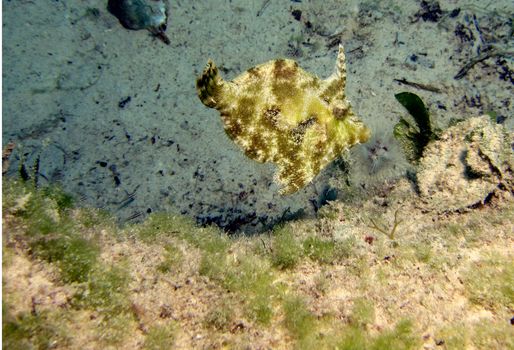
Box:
196 45 370 194
417 116 513 211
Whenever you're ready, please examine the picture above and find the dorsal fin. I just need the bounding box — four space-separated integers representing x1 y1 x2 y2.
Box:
326 45 347 88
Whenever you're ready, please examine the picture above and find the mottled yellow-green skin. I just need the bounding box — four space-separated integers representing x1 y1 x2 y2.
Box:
197 45 370 194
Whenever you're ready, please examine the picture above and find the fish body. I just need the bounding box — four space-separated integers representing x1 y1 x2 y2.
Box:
197 45 370 194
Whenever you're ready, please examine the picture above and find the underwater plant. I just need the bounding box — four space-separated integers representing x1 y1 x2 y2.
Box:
143 323 176 350
3 307 71 349
393 92 439 164
3 181 99 283
3 175 513 349
282 295 317 345
270 225 303 269
367 206 403 240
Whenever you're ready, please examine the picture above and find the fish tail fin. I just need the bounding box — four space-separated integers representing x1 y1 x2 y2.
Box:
196 60 224 109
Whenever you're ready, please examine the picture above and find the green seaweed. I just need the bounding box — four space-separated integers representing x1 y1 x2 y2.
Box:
369 319 419 350
337 319 419 350
2 180 98 283
198 252 227 283
31 234 99 283
77 264 131 314
77 207 116 230
3 304 70 350
143 323 176 350
336 326 368 350
270 225 303 269
204 303 234 331
73 264 134 344
463 256 514 312
436 319 514 350
349 298 375 329
137 213 229 254
5 183 76 239
3 177 511 349
137 213 194 242
41 186 75 214
313 270 330 295
303 236 337 264
393 92 439 163
248 293 274 325
157 244 183 273
283 296 316 341
226 256 275 324
20 192 73 237
199 252 276 325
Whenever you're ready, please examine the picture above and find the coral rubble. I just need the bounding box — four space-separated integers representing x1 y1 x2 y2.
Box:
197 45 370 194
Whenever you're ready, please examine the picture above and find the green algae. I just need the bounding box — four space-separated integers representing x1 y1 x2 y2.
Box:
73 264 134 345
32 234 99 283
143 323 176 350
3 304 71 350
156 244 183 273
303 236 337 264
463 255 514 312
3 181 99 283
270 225 303 269
199 252 276 325
204 302 235 331
282 295 316 342
3 179 513 349
393 92 439 164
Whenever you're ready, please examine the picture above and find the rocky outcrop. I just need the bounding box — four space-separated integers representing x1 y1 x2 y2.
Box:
417 116 513 211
